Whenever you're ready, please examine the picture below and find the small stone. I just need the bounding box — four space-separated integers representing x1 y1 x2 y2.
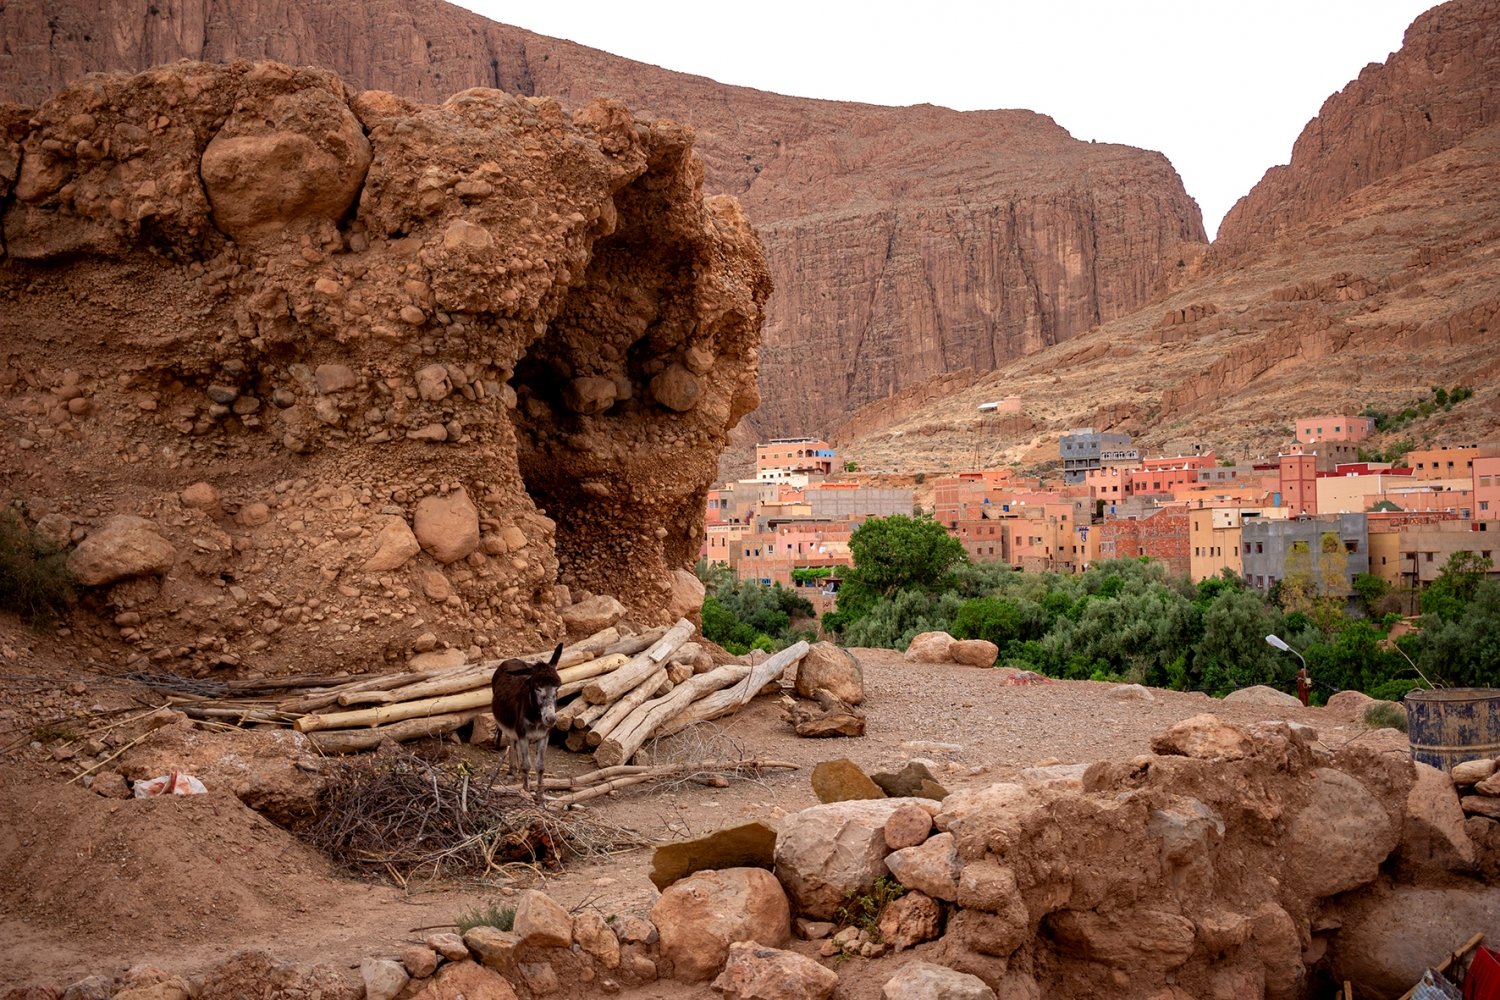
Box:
884 803 934 849
513 889 572 948
811 758 885 804
360 957 408 1000
424 931 469 961
401 944 439 978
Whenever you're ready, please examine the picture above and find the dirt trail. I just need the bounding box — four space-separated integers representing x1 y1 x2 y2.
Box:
0 646 1406 991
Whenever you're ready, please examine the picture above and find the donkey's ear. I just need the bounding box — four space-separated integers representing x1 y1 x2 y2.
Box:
548 642 564 666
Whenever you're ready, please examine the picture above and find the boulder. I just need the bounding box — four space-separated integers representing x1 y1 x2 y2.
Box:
1328 885 1500 1000
1401 762 1477 873
1285 768 1399 898
1018 763 1089 790
573 912 622 970
463 927 521 969
1452 758 1497 786
360 959 409 1000
1149 714 1253 761
1325 689 1378 721
1224 685 1303 708
179 482 223 517
412 489 480 565
811 759 886 804
1046 907 1196 970
560 595 627 635
881 961 996 1000
1108 683 1155 702
650 821 777 891
949 640 998 668
424 932 469 962
393 953 435 983
200 79 372 243
884 803 935 849
512 889 572 948
877 891 942 950
710 941 838 1000
66 515 176 586
933 782 1030 836
666 569 706 624
415 364 454 402
408 961 519 1000
1463 795 1500 819
360 516 422 572
649 364 702 411
872 761 941 799
795 643 864 705
1477 770 1500 796
562 376 616 414
884 832 959 901
651 867 790 982
904 632 954 664
775 798 933 919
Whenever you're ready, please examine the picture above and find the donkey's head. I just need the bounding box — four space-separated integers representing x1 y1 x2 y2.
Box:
529 642 564 728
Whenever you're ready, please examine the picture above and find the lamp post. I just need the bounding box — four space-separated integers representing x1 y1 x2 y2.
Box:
1265 633 1310 706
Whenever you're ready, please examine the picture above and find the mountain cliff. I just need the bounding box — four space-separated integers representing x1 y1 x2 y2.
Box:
1216 0 1500 255
0 0 1205 436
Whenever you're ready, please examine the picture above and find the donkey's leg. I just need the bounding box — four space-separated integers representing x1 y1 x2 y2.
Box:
533 734 548 806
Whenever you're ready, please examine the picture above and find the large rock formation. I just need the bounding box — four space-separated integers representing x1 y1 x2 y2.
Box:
1216 0 1500 255
0 0 1206 437
0 62 769 673
836 0 1500 473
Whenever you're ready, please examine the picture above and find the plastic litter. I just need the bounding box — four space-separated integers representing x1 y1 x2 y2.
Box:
131 771 208 797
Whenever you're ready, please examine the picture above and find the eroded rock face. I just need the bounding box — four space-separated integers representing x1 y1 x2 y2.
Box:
1217 0 1500 255
650 867 790 983
0 62 768 675
0 1 1205 439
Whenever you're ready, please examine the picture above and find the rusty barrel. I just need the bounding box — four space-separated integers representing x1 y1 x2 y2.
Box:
1404 687 1500 770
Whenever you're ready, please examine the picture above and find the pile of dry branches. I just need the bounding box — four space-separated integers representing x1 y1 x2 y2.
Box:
301 747 645 885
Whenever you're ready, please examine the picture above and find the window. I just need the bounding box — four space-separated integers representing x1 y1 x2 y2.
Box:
1483 502 1492 512
1256 542 1264 553
1425 552 1434 562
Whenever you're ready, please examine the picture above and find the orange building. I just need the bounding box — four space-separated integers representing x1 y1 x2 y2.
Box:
1407 444 1500 481
755 438 837 480
1279 453 1319 515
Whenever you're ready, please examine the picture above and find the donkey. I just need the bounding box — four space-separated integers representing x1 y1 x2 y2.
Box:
490 642 563 805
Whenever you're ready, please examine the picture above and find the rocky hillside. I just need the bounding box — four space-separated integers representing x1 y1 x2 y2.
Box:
840 0 1500 471
1217 0 1500 255
0 62 767 675
0 0 1206 437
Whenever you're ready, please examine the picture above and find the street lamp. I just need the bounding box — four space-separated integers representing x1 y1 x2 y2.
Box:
1265 634 1310 706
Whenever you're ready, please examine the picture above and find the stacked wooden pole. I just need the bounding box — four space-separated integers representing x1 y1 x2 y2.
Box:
160 617 812 764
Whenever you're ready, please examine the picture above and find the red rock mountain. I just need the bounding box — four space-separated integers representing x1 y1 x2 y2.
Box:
836 0 1500 473
0 0 1205 436
1217 0 1500 255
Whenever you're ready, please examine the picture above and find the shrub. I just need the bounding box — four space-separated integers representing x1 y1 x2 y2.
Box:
950 596 1022 648
456 902 515 934
833 876 907 941
1363 702 1408 733
0 510 75 628
1367 678 1421 703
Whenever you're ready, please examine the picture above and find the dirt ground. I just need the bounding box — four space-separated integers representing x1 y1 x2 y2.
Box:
0 635 1409 995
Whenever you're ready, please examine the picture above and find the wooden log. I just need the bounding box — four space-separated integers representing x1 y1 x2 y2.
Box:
305 711 480 753
666 662 694 685
564 729 590 753
277 670 432 713
604 627 665 658
293 687 496 733
593 663 755 768
667 642 703 665
585 667 670 748
581 619 695 705
555 627 622 668
337 663 492 706
552 694 589 732
657 642 811 740
556 653 630 696
571 701 609 731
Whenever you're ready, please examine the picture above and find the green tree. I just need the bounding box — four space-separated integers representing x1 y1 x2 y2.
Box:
1420 550 1494 621
1416 581 1500 686
950 596 1024 649
1194 588 1284 694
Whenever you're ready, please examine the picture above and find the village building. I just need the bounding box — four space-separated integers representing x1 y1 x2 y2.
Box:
1295 414 1375 443
1240 513 1369 595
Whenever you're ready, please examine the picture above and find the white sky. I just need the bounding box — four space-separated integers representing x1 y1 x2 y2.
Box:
456 1 1438 238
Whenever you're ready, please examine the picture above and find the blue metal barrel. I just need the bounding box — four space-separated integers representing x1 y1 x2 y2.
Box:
1404 688 1500 770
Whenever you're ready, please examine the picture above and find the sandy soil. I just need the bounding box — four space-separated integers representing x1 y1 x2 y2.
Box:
0 643 1408 994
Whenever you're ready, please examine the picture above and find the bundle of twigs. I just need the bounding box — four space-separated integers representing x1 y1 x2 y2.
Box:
301 748 645 885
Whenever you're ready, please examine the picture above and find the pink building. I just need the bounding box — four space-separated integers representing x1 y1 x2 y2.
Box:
1295 414 1375 443
1475 456 1500 523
